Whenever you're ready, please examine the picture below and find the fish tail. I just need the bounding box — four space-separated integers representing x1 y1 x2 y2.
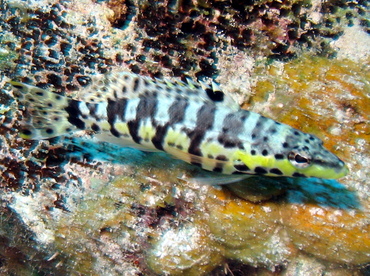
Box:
9 81 76 139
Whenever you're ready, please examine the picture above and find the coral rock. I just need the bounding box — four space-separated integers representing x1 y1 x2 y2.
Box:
282 204 370 265
205 187 291 268
146 221 223 276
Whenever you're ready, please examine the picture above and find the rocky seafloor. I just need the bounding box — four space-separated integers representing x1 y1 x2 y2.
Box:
0 0 369 275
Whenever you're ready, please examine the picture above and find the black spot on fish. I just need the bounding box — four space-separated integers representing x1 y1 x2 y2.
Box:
254 167 267 174
91 123 100 131
107 100 117 124
87 103 99 120
168 99 188 124
222 113 247 135
133 78 140 92
213 166 223 173
254 116 267 129
218 113 246 149
274 154 284 160
127 120 141 144
22 129 32 136
293 172 306 177
46 128 54 135
262 149 268 156
188 103 216 156
205 88 224 102
270 168 283 175
136 97 158 119
188 132 204 156
122 85 127 94
152 124 169 151
65 100 85 129
232 171 245 175
12 84 24 90
116 99 128 120
217 135 244 149
213 162 224 173
216 155 228 161
110 127 120 137
234 164 250 171
107 99 128 123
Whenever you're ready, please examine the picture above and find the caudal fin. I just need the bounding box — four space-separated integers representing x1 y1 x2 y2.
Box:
9 81 76 139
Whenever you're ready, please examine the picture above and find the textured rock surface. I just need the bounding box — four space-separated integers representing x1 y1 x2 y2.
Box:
0 0 369 275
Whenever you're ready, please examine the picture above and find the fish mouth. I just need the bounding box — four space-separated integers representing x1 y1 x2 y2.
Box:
336 163 349 179
302 157 349 179
314 151 349 179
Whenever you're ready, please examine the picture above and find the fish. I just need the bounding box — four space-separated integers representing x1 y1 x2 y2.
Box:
8 71 348 182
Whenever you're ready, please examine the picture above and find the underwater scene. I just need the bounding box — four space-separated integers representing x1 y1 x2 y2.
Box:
0 0 369 275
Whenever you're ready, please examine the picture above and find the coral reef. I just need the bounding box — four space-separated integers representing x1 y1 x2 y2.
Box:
2 156 369 275
0 0 369 275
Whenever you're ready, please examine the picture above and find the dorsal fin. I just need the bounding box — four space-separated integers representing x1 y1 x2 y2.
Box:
76 71 240 111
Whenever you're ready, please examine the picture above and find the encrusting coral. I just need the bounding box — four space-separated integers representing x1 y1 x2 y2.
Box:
0 0 369 275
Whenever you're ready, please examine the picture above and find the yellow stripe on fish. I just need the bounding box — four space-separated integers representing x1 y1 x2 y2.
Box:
8 71 348 181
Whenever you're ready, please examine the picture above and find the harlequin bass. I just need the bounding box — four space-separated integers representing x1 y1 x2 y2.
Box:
8 71 348 182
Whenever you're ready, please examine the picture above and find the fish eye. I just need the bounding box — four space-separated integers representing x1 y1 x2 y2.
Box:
288 151 311 168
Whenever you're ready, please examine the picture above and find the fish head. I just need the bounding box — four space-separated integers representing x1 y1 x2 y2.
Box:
233 130 348 179
282 133 349 179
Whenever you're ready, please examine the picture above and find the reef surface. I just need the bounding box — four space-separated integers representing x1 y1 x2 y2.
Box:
0 0 369 275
